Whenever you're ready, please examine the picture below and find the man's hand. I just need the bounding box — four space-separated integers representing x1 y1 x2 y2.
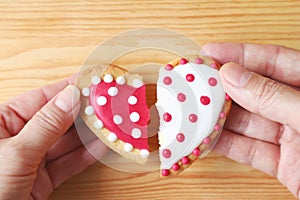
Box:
0 77 107 199
202 43 300 199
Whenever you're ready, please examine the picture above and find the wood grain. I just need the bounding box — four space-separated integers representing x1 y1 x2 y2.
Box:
0 0 299 199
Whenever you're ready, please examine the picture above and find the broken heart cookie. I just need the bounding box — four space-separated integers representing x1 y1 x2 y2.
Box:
76 56 231 175
156 57 231 176
76 64 151 164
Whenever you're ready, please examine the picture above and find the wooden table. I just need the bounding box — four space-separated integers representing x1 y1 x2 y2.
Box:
1 0 299 199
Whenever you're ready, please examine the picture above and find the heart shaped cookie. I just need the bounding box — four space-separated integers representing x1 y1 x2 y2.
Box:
76 57 231 175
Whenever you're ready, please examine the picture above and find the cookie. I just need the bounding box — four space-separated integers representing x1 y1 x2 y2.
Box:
76 64 151 164
76 57 231 174
156 57 232 176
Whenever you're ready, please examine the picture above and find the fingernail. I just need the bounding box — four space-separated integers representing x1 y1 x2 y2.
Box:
55 85 80 112
222 62 252 87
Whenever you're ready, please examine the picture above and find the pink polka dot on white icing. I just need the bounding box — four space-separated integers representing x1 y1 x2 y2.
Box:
214 124 221 131
162 169 169 176
220 112 226 119
211 63 218 69
189 114 198 123
172 163 180 171
163 112 172 122
177 93 186 102
195 57 203 64
180 58 188 64
208 77 217 86
203 137 211 144
186 74 195 82
163 76 172 85
165 64 173 71
162 149 171 158
193 148 200 156
176 133 185 142
182 156 189 164
226 94 231 101
200 96 211 105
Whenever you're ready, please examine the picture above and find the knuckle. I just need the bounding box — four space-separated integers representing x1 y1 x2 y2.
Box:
0 105 12 126
33 108 64 137
253 78 286 108
246 140 258 166
0 105 8 127
236 111 251 134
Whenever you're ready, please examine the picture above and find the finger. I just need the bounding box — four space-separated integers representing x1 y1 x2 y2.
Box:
45 126 82 162
31 159 53 199
0 126 11 139
220 62 300 133
0 105 26 138
276 126 300 198
14 85 80 161
47 139 107 188
201 43 300 86
5 74 76 123
214 130 280 176
46 122 97 162
225 104 283 145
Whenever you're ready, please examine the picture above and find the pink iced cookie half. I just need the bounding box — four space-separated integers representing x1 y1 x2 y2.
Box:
89 79 149 150
79 66 150 164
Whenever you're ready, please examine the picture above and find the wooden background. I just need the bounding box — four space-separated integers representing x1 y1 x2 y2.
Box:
1 0 300 199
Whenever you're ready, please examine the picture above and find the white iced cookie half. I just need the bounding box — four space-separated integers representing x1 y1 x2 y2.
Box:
156 58 230 176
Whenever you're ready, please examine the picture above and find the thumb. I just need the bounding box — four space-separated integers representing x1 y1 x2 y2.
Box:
15 85 81 160
220 62 300 132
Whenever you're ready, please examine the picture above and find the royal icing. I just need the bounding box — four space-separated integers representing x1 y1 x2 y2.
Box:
85 105 94 115
107 132 118 142
156 60 226 170
140 149 150 158
116 76 126 85
82 88 91 97
91 76 101 85
84 74 150 153
94 119 104 129
104 74 114 83
128 95 138 105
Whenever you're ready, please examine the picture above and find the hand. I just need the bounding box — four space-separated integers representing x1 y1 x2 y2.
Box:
202 43 300 198
0 77 107 199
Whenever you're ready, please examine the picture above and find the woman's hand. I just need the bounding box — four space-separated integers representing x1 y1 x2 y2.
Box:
0 77 107 199
202 43 300 199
